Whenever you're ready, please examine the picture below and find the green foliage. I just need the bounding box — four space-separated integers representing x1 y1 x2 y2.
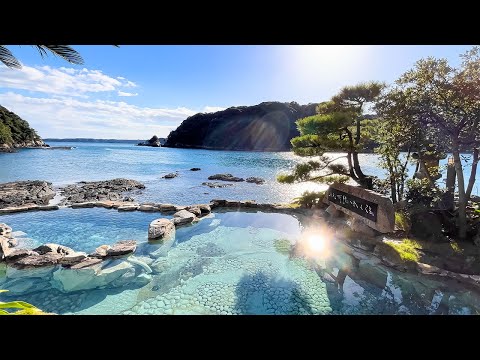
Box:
0 121 12 144
0 290 49 315
395 211 411 232
406 178 446 208
0 105 41 145
278 82 384 189
292 190 326 208
385 239 422 263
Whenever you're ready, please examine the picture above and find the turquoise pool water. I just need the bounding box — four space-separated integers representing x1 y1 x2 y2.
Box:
1 209 480 315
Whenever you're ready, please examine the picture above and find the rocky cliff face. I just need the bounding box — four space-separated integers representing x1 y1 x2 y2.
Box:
164 101 318 151
0 105 46 151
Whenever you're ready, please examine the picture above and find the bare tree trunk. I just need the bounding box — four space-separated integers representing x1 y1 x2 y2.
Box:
352 151 366 179
453 145 467 240
466 148 479 200
346 151 356 179
386 157 397 203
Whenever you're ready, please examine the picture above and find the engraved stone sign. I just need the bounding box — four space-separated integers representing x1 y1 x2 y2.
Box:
324 183 394 233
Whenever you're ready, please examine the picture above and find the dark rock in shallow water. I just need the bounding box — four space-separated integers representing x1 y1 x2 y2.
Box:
207 174 244 182
246 177 265 184
0 180 55 209
60 178 144 205
162 172 178 179
163 101 318 151
202 182 234 188
190 168 201 171
33 243 74 256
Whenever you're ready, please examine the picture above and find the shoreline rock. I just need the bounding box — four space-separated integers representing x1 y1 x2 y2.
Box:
208 174 244 182
246 177 265 184
59 178 145 206
202 182 234 188
0 181 55 209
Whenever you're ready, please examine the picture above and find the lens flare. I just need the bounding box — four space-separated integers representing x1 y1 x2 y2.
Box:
306 234 325 252
298 226 333 260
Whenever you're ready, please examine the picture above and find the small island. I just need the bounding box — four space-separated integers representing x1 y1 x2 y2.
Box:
137 135 166 147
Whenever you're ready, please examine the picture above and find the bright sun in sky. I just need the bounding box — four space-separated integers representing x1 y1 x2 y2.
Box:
284 45 370 85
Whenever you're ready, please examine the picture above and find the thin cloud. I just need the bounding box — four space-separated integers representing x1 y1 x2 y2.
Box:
0 92 220 139
0 65 137 97
118 91 138 97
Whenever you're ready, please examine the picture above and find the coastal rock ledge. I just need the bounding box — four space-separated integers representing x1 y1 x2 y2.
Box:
60 178 145 205
0 181 55 209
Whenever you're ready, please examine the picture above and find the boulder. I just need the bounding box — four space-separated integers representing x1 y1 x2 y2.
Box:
207 174 244 182
198 204 211 215
34 243 74 255
245 177 265 184
59 252 88 266
162 173 178 179
93 245 111 258
148 218 175 241
202 182 234 188
0 223 12 237
11 253 63 269
71 202 96 208
5 249 38 262
158 203 177 213
117 204 138 211
173 210 197 226
106 240 137 257
70 257 103 269
37 205 59 211
138 204 159 212
186 206 202 217
349 218 378 238
225 200 241 207
190 168 201 171
325 204 340 218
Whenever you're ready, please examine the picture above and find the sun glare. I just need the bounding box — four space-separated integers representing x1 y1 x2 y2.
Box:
307 234 326 252
298 226 334 260
283 45 369 86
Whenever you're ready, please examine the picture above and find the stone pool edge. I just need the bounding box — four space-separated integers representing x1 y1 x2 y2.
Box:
2 199 480 294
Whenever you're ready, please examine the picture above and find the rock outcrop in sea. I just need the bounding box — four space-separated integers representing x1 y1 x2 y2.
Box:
0 181 55 209
59 178 145 205
163 101 318 151
137 135 166 147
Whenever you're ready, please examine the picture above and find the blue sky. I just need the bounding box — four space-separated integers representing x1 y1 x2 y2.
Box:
0 45 473 139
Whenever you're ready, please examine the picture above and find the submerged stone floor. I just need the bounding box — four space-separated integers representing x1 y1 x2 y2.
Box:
5 213 479 315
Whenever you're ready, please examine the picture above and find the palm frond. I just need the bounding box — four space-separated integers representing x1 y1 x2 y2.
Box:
37 45 84 65
0 45 21 68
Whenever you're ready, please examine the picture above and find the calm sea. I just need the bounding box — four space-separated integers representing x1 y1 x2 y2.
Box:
0 141 478 204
